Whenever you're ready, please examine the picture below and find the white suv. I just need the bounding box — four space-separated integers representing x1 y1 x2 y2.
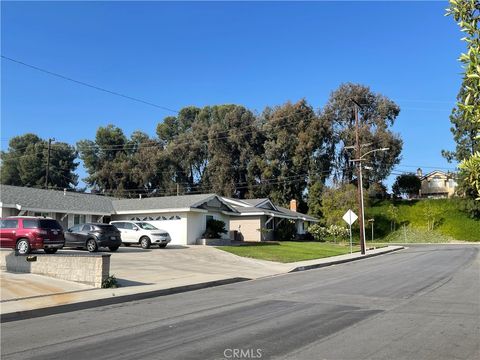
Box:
110 221 171 249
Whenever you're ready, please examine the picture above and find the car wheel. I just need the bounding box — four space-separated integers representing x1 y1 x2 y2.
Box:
140 236 151 249
159 244 167 249
86 239 98 252
44 248 58 254
109 246 119 252
16 239 31 255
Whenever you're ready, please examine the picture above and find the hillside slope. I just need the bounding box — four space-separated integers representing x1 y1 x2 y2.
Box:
365 199 479 242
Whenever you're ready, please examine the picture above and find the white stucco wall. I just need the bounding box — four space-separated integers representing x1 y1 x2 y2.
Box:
187 211 230 244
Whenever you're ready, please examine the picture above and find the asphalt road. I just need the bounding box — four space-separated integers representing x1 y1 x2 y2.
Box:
1 245 479 360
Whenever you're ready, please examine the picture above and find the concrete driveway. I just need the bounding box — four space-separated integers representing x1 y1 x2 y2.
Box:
1 272 93 301
107 245 288 286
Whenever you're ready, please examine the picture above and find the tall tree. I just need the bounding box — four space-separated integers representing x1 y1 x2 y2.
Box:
251 99 334 207
446 0 480 199
307 181 324 218
157 105 263 197
202 105 264 198
320 184 359 227
442 89 479 162
321 83 402 186
0 133 78 189
156 106 208 194
77 125 164 196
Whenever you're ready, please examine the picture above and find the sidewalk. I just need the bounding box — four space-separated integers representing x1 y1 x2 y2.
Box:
1 245 403 321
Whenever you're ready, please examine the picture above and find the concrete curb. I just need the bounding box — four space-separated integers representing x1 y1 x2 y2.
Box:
290 246 405 272
0 277 250 323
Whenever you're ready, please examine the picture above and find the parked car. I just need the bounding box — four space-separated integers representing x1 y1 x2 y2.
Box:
110 221 171 249
65 223 122 252
0 216 65 255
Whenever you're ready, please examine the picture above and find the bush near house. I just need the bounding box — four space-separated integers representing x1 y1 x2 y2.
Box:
203 219 227 239
366 199 479 242
308 224 350 243
275 220 297 241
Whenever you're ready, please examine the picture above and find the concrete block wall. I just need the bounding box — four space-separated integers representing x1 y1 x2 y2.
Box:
0 250 110 288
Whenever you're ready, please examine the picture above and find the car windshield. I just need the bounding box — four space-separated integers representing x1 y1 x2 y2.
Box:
94 224 119 232
135 222 158 230
38 219 62 229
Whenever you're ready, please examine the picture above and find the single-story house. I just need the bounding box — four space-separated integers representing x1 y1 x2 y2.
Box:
416 168 458 198
224 198 318 242
0 185 318 245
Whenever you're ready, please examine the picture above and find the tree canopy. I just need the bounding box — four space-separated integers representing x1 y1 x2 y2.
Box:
321 83 402 186
446 0 480 199
4 83 402 208
392 173 421 199
0 134 78 189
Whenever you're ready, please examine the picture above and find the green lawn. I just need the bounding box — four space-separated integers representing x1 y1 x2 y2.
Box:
217 241 360 263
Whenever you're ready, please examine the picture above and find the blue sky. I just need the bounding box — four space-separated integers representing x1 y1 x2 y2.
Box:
1 1 463 189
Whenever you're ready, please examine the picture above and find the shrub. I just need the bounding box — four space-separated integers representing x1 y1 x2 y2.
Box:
308 224 329 242
203 219 227 239
328 224 349 243
257 227 273 241
102 275 118 288
295 232 314 241
275 220 297 241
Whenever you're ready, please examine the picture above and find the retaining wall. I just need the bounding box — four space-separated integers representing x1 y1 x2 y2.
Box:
0 250 110 288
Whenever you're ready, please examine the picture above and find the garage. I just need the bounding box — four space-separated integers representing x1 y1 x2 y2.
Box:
111 194 236 245
112 213 187 245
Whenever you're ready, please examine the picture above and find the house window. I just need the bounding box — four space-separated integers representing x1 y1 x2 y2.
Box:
34 212 49 218
430 175 444 188
206 215 214 225
74 214 86 225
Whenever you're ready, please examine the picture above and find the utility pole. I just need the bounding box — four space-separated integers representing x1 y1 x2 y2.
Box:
353 102 366 255
45 138 54 189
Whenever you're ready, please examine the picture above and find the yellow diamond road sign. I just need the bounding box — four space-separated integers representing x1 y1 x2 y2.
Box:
343 209 358 226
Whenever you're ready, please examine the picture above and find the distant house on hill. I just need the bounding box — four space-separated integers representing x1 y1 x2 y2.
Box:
416 168 458 198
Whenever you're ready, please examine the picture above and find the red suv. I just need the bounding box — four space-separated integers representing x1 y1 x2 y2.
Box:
0 217 65 255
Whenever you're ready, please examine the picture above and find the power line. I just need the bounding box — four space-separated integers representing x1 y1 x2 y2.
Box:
1 112 319 159
1 55 178 113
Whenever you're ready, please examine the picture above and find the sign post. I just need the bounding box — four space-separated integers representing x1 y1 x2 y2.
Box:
343 209 358 254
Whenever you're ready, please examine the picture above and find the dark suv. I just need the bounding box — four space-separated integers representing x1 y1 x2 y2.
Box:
0 217 65 255
65 223 122 252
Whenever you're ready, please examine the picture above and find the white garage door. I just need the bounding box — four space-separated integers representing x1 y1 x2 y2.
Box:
147 219 184 245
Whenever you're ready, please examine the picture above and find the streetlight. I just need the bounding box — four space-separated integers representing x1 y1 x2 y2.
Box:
351 147 389 254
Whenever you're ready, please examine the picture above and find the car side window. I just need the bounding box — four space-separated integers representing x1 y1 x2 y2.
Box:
1 219 19 229
81 224 92 232
124 222 134 230
70 225 82 232
112 222 124 229
23 219 39 228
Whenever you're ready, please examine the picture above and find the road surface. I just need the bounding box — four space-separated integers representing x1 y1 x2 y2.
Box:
1 245 479 360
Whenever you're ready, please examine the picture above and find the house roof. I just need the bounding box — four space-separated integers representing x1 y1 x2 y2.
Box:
240 198 270 207
229 203 318 222
276 206 318 222
230 206 264 213
0 185 115 215
112 193 224 213
0 185 318 221
420 170 456 181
